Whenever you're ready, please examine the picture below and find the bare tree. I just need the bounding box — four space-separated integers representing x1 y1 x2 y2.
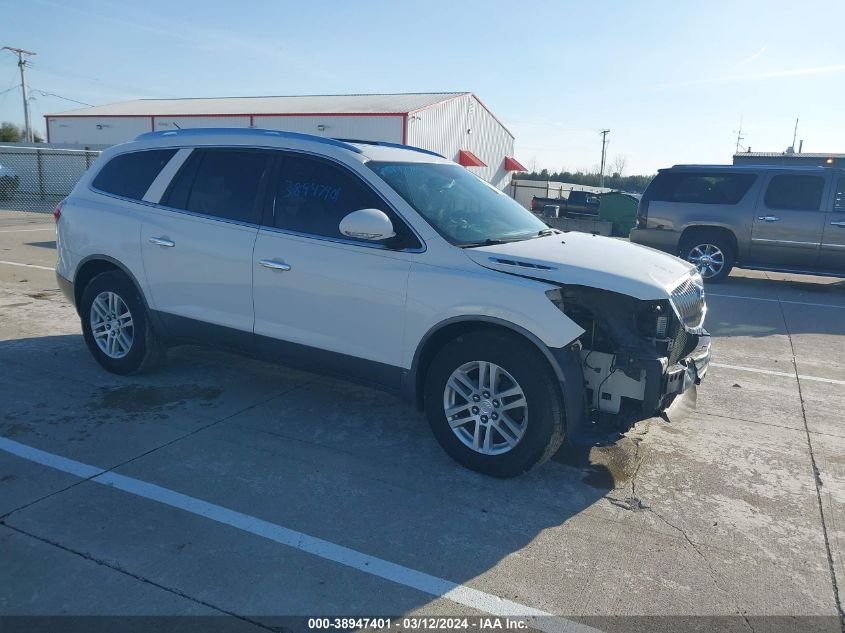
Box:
528 156 539 174
610 154 627 178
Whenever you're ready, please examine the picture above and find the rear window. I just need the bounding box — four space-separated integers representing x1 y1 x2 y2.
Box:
764 175 825 211
92 149 177 200
647 172 756 205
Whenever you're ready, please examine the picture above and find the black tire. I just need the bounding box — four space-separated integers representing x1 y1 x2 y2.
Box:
423 330 566 478
679 230 735 283
79 270 165 375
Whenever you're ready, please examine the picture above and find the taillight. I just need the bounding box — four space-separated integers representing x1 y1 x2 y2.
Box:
53 199 65 222
636 198 649 228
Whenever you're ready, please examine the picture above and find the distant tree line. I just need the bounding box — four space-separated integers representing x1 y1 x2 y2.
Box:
517 168 654 193
0 122 44 143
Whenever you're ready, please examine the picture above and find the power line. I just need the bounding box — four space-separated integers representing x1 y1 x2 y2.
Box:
30 88 93 107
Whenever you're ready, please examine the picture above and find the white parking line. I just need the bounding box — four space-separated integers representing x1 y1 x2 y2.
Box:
710 362 845 386
0 227 54 234
708 292 845 310
0 437 596 633
0 260 53 271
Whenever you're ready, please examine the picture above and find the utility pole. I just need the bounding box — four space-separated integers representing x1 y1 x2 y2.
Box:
2 46 36 142
599 129 610 188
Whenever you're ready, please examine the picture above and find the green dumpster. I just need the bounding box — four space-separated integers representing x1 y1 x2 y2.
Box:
598 192 639 237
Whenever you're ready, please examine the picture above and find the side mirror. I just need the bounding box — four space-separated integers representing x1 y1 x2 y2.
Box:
339 208 396 241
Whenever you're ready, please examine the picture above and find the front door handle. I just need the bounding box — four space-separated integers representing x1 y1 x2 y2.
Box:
757 215 780 222
831 220 845 227
259 259 291 272
148 237 175 247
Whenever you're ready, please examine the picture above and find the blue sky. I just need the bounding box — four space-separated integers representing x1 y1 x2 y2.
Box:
1 0 843 173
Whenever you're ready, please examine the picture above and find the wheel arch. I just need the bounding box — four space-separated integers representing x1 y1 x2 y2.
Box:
406 316 571 411
678 225 740 260
73 256 150 318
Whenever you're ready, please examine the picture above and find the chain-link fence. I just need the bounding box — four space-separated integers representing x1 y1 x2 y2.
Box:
0 145 102 213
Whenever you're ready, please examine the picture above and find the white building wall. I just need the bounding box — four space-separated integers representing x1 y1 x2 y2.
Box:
253 115 404 143
153 116 250 131
406 94 515 190
47 116 153 146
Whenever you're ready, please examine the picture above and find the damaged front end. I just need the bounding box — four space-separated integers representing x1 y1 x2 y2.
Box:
547 274 710 441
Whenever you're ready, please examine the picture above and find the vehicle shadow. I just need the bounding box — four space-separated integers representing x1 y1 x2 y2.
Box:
0 333 626 620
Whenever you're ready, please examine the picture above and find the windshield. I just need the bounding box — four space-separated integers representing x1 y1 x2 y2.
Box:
367 161 549 246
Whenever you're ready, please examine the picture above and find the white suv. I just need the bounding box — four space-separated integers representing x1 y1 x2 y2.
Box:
55 128 710 477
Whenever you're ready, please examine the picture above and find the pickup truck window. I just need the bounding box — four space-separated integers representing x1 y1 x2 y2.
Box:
834 178 845 212
647 172 756 205
764 175 825 212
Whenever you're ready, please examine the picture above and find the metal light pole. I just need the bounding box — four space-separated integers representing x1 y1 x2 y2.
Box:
3 46 36 142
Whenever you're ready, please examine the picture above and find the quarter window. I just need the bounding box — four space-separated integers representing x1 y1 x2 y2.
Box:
764 175 825 211
163 149 272 223
92 149 177 200
646 172 756 205
273 155 401 243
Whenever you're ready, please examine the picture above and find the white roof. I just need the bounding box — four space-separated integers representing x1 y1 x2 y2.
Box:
48 93 469 117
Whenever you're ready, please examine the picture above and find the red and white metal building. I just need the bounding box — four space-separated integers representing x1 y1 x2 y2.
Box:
45 92 526 189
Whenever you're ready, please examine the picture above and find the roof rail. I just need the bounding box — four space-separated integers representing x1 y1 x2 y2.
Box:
133 128 362 153
333 138 445 158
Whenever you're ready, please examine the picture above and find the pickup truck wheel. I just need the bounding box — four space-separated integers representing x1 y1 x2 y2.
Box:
80 270 165 375
424 331 565 478
680 232 735 282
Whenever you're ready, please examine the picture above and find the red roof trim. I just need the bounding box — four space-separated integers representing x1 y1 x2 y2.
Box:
45 112 408 119
458 150 486 167
504 156 527 172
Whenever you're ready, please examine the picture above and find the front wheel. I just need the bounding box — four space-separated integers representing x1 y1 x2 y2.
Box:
423 331 565 478
80 270 164 375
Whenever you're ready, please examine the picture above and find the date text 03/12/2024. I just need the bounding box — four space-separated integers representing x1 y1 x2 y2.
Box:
307 617 532 630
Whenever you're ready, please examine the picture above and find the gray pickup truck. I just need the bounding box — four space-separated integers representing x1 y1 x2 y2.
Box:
630 164 845 281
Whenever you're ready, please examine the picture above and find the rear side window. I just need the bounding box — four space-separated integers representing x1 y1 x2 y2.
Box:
163 149 272 223
647 172 756 205
764 175 825 211
92 149 176 200
273 154 393 241
834 178 845 212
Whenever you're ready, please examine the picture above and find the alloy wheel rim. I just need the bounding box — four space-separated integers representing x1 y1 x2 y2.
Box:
443 360 528 455
90 291 134 359
687 243 725 278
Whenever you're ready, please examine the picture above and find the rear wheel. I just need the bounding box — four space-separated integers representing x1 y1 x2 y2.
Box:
80 270 164 374
680 231 735 282
424 331 565 478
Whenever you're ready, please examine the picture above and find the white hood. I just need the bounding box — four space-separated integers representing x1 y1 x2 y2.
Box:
462 232 696 300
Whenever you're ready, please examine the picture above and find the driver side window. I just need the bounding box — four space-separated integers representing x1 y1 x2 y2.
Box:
273 154 409 244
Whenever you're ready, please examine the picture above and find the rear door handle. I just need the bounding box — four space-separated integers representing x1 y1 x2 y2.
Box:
148 237 175 247
259 259 291 272
831 220 845 227
757 216 780 222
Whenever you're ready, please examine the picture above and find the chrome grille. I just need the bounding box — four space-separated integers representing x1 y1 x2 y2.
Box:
669 275 706 331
